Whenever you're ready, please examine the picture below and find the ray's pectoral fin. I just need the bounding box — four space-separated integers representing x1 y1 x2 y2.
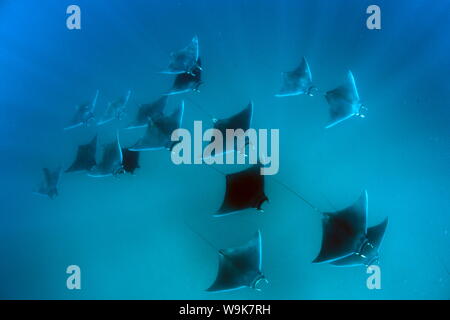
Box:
87 134 122 177
207 231 265 293
65 135 98 173
215 164 268 217
121 148 141 174
325 70 363 129
313 190 368 264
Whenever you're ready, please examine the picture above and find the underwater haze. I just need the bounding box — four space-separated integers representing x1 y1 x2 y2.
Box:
0 0 449 299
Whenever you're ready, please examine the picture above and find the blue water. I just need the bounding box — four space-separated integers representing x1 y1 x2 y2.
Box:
0 0 449 299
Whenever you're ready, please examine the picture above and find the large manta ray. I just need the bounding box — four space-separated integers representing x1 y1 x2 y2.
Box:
34 167 62 199
129 101 184 151
313 190 388 267
207 231 268 292
65 135 97 173
210 102 253 157
97 90 131 126
325 71 365 129
64 90 99 130
126 96 168 130
215 164 269 217
162 36 200 75
88 134 123 177
166 58 202 95
275 57 316 97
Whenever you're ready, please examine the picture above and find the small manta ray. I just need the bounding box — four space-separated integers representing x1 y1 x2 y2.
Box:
165 58 203 95
97 90 132 126
215 164 269 217
34 167 62 199
162 36 200 75
65 135 98 173
126 96 168 129
88 133 123 177
275 57 316 97
121 148 140 174
325 71 366 129
64 90 99 130
313 190 388 267
129 101 184 151
207 230 268 292
211 102 253 156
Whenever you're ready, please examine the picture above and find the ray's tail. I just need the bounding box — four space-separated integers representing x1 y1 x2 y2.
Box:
269 176 321 213
184 221 218 252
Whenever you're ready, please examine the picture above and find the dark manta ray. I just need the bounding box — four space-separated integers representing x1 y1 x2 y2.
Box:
166 58 202 95
34 167 62 199
64 90 99 130
126 96 168 129
207 231 267 292
210 102 253 156
162 36 200 75
275 57 316 97
121 148 140 174
129 101 184 151
215 164 268 217
313 190 388 267
65 135 97 173
325 71 366 129
97 90 131 126
88 134 123 177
